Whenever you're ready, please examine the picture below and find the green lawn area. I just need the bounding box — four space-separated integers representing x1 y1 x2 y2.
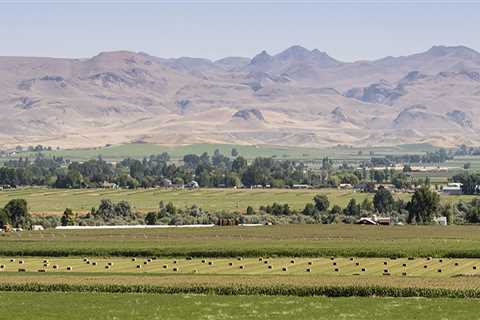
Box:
0 292 478 320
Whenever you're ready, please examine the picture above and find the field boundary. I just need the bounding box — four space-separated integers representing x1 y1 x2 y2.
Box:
0 283 479 298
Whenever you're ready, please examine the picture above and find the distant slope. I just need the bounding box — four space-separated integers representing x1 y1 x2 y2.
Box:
1 45 480 148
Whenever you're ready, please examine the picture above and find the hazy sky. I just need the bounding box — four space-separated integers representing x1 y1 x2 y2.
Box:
1 1 479 62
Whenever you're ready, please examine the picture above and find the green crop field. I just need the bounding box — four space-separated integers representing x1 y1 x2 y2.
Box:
0 187 474 215
1 292 478 320
2 224 480 258
3 142 435 162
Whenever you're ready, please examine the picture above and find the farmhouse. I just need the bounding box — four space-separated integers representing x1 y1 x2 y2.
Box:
442 183 463 195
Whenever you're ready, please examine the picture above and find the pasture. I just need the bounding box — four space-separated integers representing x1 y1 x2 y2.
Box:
1 292 478 320
0 187 475 215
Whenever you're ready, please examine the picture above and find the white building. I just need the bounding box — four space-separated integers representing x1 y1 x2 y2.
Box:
442 183 462 195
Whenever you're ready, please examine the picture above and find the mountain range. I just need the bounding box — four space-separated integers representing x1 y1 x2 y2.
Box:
1 45 480 148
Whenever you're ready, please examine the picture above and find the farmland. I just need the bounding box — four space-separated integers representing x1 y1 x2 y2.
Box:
2 225 480 315
2 256 480 278
3 142 437 162
0 187 476 215
1 292 478 320
2 224 480 258
0 187 392 214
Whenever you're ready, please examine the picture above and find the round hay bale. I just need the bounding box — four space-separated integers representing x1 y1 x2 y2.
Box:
83 258 88 262
355 262 360 266
268 265 272 269
383 261 388 265
361 268 366 272
107 262 113 266
228 262 233 266
18 260 24 264
259 258 263 262
147 259 152 263
92 262 97 266
402 272 407 276
173 267 178 272
201 259 206 263
237 257 243 261
173 260 177 264
43 260 49 263
53 265 59 269
66 266 72 271
473 266 477 270
439 259 443 263
402 263 407 267
239 265 245 269
131 258 136 262
163 265 168 269
144 261 148 265
350 257 354 261
384 269 389 273
105 265 110 269
264 261 269 264
306 268 311 272
0 265 4 269
308 261 313 265
334 268 339 272
282 267 288 272
424 265 428 269
438 269 442 273
136 265 142 269
86 261 90 264
454 262 459 266
43 263 49 267
290 260 295 264
330 257 335 261
193 269 198 273
333 262 337 266
208 261 213 266
186 257 192 261
18 268 26 272
9 259 15 262
427 257 432 261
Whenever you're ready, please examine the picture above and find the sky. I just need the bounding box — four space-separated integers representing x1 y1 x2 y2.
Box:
0 1 479 62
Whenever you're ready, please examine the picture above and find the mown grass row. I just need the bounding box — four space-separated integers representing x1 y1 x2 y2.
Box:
2 247 480 259
1 283 480 298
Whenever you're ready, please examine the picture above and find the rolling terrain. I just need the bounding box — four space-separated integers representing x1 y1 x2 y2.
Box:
2 45 480 148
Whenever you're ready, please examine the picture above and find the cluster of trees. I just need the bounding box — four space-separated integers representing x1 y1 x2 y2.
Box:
452 172 480 195
0 199 32 229
368 149 451 167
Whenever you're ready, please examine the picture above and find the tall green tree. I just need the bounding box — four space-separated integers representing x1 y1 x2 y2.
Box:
373 187 395 214
313 194 330 212
407 186 440 224
4 199 31 229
